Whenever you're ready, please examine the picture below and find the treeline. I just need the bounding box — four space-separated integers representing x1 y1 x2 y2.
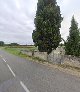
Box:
0 42 34 47
32 0 80 57
0 41 4 46
0 42 19 46
65 16 80 57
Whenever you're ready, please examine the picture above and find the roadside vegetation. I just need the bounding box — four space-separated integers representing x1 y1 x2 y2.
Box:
4 46 47 63
0 0 80 77
3 46 80 77
4 46 37 56
32 0 62 55
65 16 80 57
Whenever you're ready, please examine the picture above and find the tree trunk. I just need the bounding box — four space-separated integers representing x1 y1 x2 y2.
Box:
47 53 50 62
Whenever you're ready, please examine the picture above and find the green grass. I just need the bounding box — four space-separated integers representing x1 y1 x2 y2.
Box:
4 47 47 63
4 48 20 55
4 47 32 59
16 47 37 51
4 45 37 54
4 47 80 74
4 47 44 61
5 46 38 51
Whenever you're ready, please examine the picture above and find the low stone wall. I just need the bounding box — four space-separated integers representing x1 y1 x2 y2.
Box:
65 55 80 63
21 49 65 64
34 51 47 60
21 50 32 56
21 49 80 65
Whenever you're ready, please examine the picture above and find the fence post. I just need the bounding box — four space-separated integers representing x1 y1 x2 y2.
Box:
32 50 34 56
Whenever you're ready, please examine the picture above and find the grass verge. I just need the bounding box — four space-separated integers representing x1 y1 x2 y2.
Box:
4 47 47 63
4 47 80 77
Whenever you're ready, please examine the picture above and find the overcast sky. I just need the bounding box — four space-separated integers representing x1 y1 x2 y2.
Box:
0 0 80 44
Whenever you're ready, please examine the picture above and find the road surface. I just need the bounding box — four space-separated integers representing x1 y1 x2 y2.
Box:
0 49 80 92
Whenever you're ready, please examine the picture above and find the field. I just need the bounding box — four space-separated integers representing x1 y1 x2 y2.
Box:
4 46 38 56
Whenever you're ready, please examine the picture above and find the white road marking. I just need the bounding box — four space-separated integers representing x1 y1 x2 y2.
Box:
1 55 30 92
7 64 16 77
2 58 6 63
20 81 30 92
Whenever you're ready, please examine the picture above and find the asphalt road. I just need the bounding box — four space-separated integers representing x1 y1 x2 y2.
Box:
0 49 80 92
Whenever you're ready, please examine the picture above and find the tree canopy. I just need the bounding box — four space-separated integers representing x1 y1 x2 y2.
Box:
65 16 80 56
32 0 62 54
0 41 4 46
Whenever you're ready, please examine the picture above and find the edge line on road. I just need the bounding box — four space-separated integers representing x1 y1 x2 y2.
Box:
7 64 16 77
2 58 7 63
20 81 30 92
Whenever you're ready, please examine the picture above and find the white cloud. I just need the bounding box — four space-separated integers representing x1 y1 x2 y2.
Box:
14 0 21 9
60 11 80 41
57 0 80 41
0 0 80 44
0 0 37 44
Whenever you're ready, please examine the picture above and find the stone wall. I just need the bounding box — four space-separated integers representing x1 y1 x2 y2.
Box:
21 47 80 64
21 50 32 56
21 46 65 64
64 55 80 63
34 51 47 60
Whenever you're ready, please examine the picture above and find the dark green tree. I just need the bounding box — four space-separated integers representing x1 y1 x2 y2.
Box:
0 41 4 46
10 43 19 46
65 16 80 56
32 0 62 54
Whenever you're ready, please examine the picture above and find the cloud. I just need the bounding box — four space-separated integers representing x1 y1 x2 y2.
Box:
0 0 80 44
57 0 80 41
0 0 38 44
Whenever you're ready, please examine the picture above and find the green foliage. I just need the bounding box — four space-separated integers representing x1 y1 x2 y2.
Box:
10 43 19 46
4 48 20 55
0 41 4 46
65 16 80 56
32 0 62 54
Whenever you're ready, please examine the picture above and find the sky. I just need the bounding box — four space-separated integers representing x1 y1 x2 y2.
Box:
0 0 80 44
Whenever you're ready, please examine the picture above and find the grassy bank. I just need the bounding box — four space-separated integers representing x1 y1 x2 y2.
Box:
4 47 80 77
4 47 46 62
4 48 20 55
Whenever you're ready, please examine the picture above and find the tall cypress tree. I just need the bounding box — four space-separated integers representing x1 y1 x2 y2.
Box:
65 16 80 56
32 0 62 54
